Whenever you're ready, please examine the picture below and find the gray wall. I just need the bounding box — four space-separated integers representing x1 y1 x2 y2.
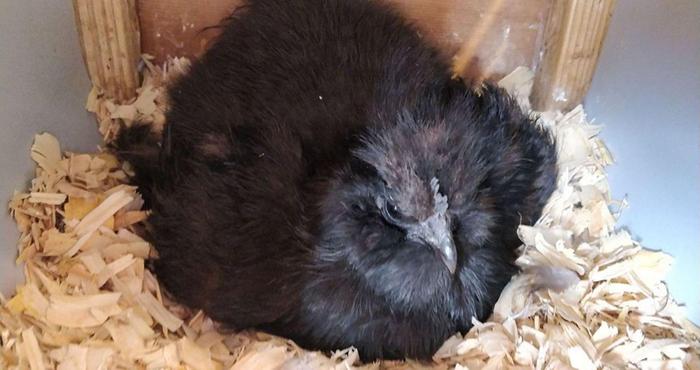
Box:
585 0 700 322
0 1 100 295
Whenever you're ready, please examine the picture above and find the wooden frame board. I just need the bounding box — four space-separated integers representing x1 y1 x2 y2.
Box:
73 0 615 110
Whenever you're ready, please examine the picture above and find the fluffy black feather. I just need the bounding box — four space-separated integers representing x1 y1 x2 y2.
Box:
113 0 557 361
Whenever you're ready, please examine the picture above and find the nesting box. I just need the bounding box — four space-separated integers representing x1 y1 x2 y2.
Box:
5 1 700 369
73 0 615 112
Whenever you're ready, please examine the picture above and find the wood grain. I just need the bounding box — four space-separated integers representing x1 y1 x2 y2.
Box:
386 0 552 79
137 0 551 79
530 0 615 111
73 0 141 102
137 0 243 63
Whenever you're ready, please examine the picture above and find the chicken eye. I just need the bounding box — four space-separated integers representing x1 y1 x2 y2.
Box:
382 201 405 225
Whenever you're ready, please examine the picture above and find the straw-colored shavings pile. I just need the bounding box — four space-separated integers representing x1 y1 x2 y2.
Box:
1 57 699 370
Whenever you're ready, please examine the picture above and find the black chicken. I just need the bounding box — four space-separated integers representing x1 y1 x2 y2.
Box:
115 0 557 361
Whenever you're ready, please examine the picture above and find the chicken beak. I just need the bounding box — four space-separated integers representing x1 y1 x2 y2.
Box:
409 215 458 275
435 234 457 275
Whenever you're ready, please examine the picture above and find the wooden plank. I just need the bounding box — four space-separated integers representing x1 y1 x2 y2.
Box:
136 0 243 63
531 0 615 111
73 0 141 102
137 0 551 79
387 0 552 79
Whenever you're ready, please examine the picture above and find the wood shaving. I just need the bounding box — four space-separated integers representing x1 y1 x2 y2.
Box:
86 55 191 142
2 59 698 370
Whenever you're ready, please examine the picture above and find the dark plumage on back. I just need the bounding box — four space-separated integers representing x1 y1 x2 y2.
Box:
114 0 557 361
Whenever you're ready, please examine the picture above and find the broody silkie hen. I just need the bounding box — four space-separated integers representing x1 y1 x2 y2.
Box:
115 0 557 361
